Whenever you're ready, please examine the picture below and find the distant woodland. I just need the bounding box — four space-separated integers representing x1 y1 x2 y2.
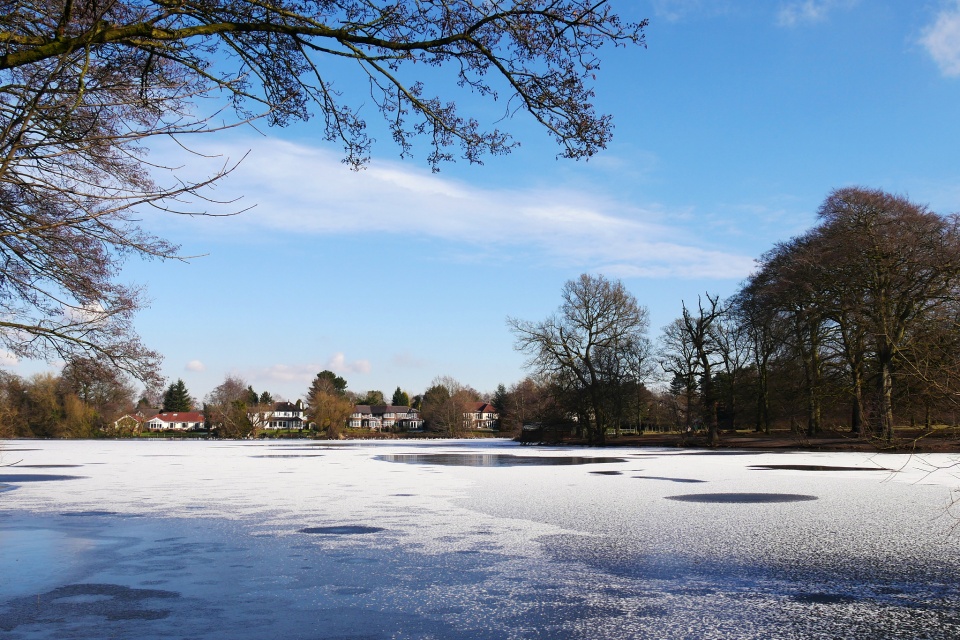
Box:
2 188 959 446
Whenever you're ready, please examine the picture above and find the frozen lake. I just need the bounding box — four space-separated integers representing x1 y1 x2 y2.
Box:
1 439 958 639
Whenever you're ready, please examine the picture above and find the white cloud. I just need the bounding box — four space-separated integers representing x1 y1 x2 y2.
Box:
777 0 856 27
61 302 108 325
255 364 318 385
253 356 370 389
650 0 733 22
186 359 206 372
920 2 960 77
0 350 19 366
167 137 755 280
326 352 372 375
390 352 428 369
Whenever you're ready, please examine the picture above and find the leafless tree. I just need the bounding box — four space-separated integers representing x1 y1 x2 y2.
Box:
509 273 650 444
420 374 479 436
0 1 646 378
680 294 724 446
814 188 960 440
658 317 699 434
206 375 253 438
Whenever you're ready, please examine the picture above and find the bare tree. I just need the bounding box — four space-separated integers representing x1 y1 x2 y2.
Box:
679 294 724 446
420 375 479 436
59 355 136 428
659 317 700 434
815 188 960 440
206 375 253 438
712 306 752 431
509 273 650 444
0 2 647 377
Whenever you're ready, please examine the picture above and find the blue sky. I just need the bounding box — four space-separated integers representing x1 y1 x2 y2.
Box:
9 0 960 404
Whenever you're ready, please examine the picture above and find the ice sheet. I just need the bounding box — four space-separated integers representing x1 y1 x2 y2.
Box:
1 439 958 639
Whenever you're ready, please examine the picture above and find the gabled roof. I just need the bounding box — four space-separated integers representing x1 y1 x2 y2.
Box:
469 402 498 414
353 405 416 415
272 401 302 412
148 411 205 423
113 413 145 424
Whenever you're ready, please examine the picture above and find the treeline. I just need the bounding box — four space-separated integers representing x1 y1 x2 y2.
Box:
4 188 957 444
0 358 141 438
509 188 960 444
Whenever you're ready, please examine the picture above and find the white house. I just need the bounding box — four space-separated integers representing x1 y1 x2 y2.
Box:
249 400 309 430
146 411 205 431
465 403 499 430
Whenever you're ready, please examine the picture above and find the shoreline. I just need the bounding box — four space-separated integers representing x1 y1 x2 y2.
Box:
549 428 960 454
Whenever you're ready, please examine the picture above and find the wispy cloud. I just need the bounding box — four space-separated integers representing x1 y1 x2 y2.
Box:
326 352 371 375
390 351 428 369
186 360 206 372
920 1 960 77
256 355 371 384
776 0 856 27
650 0 733 22
256 363 318 385
0 350 19 366
167 137 755 280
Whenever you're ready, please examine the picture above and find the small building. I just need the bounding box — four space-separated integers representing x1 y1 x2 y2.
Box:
146 411 205 431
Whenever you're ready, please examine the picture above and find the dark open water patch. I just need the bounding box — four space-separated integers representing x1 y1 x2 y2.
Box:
15 464 82 468
792 592 860 605
0 474 85 482
250 454 325 458
679 451 765 456
59 510 120 517
299 525 385 535
376 453 626 467
665 492 818 503
750 464 892 472
634 475 707 483
590 470 623 475
0 583 178 632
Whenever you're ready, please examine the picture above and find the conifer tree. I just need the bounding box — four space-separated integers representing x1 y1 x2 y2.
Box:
392 387 410 407
162 379 193 412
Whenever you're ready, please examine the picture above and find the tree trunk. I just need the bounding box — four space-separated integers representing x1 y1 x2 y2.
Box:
701 367 719 447
850 370 864 437
878 352 895 441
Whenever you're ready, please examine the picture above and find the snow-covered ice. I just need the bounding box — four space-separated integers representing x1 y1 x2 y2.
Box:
1 439 958 638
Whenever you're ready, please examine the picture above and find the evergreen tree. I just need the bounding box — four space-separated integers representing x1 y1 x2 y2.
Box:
245 386 259 406
259 390 274 405
162 379 193 412
392 387 410 407
308 370 347 399
492 384 508 414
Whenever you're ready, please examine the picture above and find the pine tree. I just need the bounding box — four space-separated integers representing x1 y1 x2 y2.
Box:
492 384 508 414
162 379 193 412
392 387 410 407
